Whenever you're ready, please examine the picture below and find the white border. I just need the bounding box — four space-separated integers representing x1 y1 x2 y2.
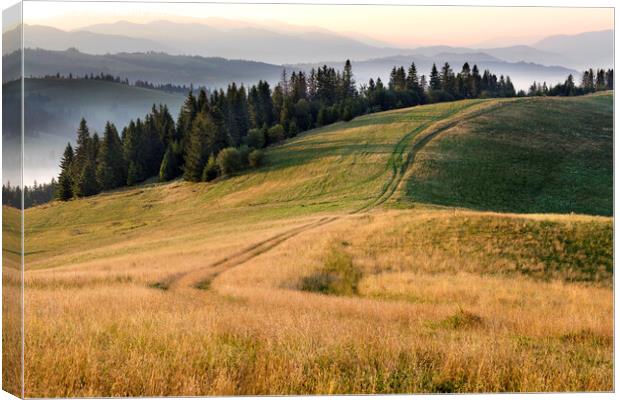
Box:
0 1 616 399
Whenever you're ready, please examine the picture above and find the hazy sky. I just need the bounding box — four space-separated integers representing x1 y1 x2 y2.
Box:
24 2 613 47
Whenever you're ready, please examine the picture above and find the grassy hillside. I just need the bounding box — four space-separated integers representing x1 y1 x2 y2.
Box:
405 92 613 215
18 94 613 396
24 99 490 269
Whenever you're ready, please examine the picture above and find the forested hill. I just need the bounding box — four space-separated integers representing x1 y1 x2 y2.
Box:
6 48 283 87
52 58 612 205
52 59 521 201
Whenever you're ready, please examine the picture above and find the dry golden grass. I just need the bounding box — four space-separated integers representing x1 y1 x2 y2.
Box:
21 208 613 396
12 97 614 396
3 206 22 396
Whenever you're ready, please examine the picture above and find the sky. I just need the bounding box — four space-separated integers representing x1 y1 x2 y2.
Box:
23 2 613 48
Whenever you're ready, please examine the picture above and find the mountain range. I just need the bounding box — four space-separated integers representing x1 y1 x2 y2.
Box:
5 21 613 70
5 47 576 93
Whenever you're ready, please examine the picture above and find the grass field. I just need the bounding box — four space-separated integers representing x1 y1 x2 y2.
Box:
10 93 614 396
405 94 613 215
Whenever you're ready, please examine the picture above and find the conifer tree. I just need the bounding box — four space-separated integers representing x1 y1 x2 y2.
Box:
91 132 100 163
440 62 454 94
206 99 231 154
471 65 481 97
96 122 126 190
272 84 285 125
342 60 356 98
177 91 197 148
143 114 165 177
151 104 178 146
581 70 593 92
596 69 606 90
55 143 74 201
605 69 613 89
406 62 420 92
159 145 179 182
72 118 91 175
197 88 209 113
429 64 441 90
74 161 99 197
123 120 146 185
183 113 216 182
564 74 576 96
308 68 317 100
420 75 427 93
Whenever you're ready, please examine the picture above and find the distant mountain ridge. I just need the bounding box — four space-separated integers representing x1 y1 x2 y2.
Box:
532 30 613 69
6 48 283 87
67 20 405 64
5 21 612 70
6 47 578 92
2 24 172 55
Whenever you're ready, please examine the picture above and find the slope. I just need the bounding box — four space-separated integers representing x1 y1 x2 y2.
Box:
19 95 613 396
404 92 613 215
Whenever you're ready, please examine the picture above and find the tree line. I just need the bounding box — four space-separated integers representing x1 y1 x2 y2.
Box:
3 180 56 209
53 60 612 202
41 72 201 95
527 68 613 97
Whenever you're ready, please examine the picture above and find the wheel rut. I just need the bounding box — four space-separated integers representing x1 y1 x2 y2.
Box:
151 100 504 292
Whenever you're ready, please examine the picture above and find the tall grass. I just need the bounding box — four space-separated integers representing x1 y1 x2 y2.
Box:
16 96 613 396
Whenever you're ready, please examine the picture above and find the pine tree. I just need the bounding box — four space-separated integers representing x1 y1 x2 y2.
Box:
72 118 91 176
225 83 249 146
151 104 178 146
581 70 594 92
258 81 274 127
564 74 576 96
159 145 179 182
96 122 126 190
55 143 74 201
143 114 165 177
280 68 289 96
429 64 441 90
605 69 614 90
596 69 606 90
74 161 99 197
308 68 317 100
183 113 216 182
123 120 146 185
91 132 100 163
440 62 454 94
342 60 356 98
471 65 481 97
406 62 420 94
461 62 474 98
272 84 285 126
197 88 208 113
177 91 197 149
504 76 516 97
